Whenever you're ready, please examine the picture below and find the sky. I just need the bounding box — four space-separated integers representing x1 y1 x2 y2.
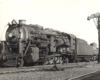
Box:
0 0 99 46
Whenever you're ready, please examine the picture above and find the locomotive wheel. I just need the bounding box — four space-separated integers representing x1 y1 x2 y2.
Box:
62 57 69 64
17 58 24 67
65 57 69 63
59 57 63 64
49 58 54 64
44 60 49 65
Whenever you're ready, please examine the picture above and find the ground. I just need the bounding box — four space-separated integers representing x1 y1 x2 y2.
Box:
0 62 100 80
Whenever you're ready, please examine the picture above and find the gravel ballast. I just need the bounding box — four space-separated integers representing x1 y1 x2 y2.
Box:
0 63 100 80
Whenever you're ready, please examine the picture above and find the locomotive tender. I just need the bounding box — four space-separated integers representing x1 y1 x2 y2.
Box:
0 20 98 67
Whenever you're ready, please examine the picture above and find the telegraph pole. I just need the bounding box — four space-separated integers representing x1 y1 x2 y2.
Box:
98 28 100 63
87 12 100 63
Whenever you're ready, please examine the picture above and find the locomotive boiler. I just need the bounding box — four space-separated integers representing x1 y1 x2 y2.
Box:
0 19 98 67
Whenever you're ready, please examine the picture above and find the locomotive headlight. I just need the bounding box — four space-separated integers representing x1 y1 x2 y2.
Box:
8 33 13 37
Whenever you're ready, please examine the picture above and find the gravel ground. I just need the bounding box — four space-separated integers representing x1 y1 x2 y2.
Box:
0 63 100 80
0 62 93 72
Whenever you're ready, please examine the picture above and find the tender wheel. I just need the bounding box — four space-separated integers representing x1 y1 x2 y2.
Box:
87 59 90 62
76 58 79 63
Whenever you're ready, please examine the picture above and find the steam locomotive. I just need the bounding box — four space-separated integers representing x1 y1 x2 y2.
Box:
0 20 98 67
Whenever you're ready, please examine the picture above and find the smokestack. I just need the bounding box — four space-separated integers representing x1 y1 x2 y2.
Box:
19 20 26 25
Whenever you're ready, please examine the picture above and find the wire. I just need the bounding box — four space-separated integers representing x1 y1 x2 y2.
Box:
0 24 8 41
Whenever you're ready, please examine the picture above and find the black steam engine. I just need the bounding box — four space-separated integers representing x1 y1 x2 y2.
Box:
0 20 98 67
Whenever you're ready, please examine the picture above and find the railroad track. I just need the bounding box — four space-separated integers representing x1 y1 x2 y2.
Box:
0 61 97 75
68 70 100 80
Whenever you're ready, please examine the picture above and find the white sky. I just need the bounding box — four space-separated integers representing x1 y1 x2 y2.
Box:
0 0 99 46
